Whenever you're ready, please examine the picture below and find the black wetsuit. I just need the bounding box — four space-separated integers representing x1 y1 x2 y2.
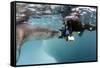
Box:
59 12 96 39
59 27 66 38
59 15 83 38
67 19 82 32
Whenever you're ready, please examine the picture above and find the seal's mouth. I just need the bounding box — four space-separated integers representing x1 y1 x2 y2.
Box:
50 30 60 37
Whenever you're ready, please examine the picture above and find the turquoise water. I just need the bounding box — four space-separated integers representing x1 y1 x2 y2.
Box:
17 14 96 65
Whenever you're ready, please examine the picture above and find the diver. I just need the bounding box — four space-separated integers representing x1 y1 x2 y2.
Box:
59 11 96 41
59 11 81 41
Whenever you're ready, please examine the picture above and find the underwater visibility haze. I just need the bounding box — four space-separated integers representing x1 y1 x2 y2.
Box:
16 2 97 65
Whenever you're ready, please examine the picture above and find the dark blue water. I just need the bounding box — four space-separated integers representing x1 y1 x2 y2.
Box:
17 12 96 65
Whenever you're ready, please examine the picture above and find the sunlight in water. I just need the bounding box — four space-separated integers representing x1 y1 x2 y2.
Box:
16 3 96 65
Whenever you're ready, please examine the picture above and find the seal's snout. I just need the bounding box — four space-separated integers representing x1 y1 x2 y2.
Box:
52 30 59 33
50 30 59 37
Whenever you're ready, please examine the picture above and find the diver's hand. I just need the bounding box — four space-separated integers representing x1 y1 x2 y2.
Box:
68 36 75 41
